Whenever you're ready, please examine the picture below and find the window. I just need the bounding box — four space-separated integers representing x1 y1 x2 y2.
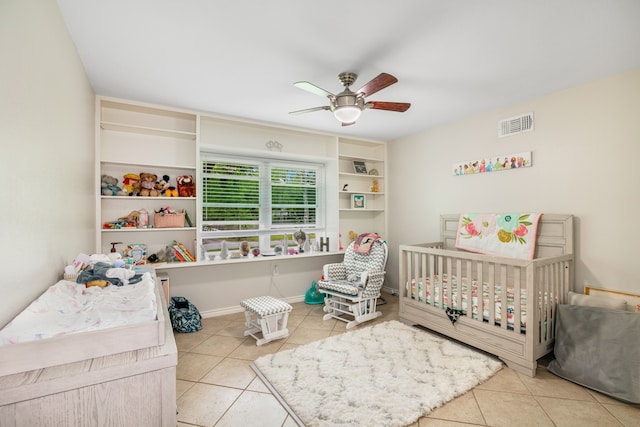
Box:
200 153 325 257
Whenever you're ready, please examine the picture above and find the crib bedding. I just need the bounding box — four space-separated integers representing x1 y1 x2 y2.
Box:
0 272 157 345
406 275 538 331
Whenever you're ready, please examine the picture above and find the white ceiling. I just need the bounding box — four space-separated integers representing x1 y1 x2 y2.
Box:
56 0 640 142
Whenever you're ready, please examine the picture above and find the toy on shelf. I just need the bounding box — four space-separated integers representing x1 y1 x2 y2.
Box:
139 172 159 197
101 174 127 196
122 173 140 196
177 175 196 197
155 174 178 197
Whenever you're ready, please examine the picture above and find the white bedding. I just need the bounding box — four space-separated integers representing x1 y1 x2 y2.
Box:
0 272 157 345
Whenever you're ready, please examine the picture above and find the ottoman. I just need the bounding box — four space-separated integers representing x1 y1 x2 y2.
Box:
240 296 292 345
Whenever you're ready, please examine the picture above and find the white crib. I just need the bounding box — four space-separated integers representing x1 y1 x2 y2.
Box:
399 214 573 377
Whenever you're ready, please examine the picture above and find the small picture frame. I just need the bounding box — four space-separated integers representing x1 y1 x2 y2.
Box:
352 194 366 209
352 160 368 174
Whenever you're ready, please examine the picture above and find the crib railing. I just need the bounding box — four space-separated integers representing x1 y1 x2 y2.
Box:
399 243 573 347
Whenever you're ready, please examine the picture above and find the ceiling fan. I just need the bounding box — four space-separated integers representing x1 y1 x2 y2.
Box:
290 72 411 126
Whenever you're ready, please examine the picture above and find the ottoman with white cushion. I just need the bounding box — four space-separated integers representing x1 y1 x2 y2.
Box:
240 296 292 345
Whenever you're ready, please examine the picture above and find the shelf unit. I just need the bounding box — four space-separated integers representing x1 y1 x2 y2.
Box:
96 98 198 258
337 138 387 242
95 97 388 261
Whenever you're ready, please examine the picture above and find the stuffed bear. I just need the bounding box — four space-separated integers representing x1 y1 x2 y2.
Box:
101 174 127 196
176 175 196 197
139 172 159 197
122 173 140 196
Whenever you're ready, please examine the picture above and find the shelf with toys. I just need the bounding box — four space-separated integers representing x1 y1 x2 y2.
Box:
97 97 198 259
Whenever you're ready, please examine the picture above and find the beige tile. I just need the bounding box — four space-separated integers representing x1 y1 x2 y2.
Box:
176 352 223 382
419 419 478 426
286 314 307 329
190 334 246 357
289 302 315 315
537 396 623 426
176 379 196 399
200 357 256 389
229 336 286 360
215 320 249 338
476 367 529 394
247 376 270 393
518 372 596 401
298 314 337 330
285 325 332 345
173 330 211 352
176 383 242 426
604 403 640 426
474 389 554 426
201 317 236 334
214 390 289 427
427 391 485 424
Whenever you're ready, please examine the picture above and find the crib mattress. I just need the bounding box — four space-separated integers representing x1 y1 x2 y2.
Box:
0 273 157 345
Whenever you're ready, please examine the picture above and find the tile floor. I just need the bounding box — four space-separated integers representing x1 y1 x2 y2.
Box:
174 292 640 427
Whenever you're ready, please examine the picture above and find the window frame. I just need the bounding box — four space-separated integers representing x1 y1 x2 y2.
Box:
199 152 326 257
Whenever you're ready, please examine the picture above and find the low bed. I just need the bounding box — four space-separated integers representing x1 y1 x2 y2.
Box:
0 271 177 426
399 214 573 377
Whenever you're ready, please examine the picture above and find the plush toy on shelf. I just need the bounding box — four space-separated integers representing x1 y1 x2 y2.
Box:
177 175 196 197
156 174 178 197
101 174 127 196
122 173 140 196
139 172 159 197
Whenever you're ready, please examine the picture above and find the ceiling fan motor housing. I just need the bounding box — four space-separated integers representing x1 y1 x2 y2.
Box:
338 72 358 88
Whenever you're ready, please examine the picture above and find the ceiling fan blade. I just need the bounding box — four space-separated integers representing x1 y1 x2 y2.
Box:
293 81 335 98
366 101 411 112
355 73 398 97
289 106 331 115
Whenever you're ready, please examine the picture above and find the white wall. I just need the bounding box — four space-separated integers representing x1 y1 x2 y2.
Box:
387 68 640 294
0 0 95 326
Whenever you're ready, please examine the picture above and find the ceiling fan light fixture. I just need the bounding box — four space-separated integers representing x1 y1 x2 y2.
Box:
333 105 362 123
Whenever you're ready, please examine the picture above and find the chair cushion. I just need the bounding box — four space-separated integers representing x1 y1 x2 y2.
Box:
344 240 386 278
241 296 292 316
317 279 360 296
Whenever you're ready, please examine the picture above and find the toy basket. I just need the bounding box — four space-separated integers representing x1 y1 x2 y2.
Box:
154 212 185 228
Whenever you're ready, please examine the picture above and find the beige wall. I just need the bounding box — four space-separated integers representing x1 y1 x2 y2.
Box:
387 68 640 294
0 0 95 326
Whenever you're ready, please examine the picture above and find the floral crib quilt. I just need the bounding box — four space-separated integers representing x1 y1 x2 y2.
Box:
455 213 542 260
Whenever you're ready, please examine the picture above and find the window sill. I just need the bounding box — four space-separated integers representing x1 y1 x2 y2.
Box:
153 250 343 270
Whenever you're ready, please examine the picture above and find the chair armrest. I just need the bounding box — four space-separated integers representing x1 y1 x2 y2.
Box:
323 263 347 280
361 270 386 298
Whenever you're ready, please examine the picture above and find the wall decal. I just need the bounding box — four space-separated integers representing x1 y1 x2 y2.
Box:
453 151 531 176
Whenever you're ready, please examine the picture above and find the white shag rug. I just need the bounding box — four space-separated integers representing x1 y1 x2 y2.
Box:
252 320 502 427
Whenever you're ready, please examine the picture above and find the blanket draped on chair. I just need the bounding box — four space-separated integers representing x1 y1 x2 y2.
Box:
455 213 541 260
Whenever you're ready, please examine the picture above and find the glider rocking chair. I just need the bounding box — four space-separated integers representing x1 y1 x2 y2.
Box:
317 234 388 329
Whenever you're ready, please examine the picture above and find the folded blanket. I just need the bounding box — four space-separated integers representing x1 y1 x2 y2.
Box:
353 233 382 254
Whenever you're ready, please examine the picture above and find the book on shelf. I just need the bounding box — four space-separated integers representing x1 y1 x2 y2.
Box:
172 240 195 262
184 210 194 227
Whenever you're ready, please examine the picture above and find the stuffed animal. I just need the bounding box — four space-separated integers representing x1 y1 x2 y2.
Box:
176 175 196 197
139 172 159 197
122 173 140 196
155 174 178 197
101 174 127 196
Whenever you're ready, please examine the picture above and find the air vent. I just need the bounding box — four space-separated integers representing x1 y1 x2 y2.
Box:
498 112 534 138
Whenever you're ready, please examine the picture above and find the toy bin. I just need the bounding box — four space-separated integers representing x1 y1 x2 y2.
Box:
154 212 185 228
